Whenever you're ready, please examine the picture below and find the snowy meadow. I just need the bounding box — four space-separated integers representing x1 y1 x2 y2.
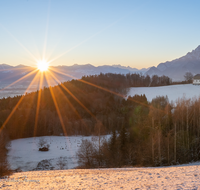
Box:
7 135 110 172
127 84 200 102
1 163 200 189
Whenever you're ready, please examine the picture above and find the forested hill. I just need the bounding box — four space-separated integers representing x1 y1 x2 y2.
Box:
82 72 171 88
0 73 170 139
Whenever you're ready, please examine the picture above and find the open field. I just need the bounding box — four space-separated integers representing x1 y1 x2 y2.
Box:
7 136 110 172
127 84 200 102
1 163 200 189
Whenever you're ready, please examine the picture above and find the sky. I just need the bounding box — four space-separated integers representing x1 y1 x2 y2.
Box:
0 0 200 69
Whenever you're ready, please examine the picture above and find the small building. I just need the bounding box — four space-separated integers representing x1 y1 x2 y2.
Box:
193 74 200 85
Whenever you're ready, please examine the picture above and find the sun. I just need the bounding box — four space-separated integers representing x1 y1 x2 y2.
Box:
37 60 49 71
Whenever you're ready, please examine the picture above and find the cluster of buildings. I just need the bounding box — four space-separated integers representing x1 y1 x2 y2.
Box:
193 74 200 85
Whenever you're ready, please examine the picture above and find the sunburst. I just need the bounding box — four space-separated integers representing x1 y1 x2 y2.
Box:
37 60 49 72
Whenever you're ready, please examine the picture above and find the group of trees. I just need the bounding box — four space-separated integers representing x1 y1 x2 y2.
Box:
77 96 200 168
184 72 193 83
83 73 172 88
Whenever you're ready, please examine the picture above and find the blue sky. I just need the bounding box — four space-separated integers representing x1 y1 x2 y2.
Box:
0 0 200 69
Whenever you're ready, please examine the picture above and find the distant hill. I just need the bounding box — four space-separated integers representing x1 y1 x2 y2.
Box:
0 63 148 89
145 45 200 81
112 64 149 73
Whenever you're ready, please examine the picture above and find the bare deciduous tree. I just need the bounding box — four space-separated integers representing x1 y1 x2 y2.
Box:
184 72 193 83
76 139 96 168
57 157 68 170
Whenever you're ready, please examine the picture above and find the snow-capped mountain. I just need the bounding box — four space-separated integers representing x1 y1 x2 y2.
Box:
146 45 200 81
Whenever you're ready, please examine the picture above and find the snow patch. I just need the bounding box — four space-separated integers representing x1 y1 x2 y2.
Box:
127 84 200 103
7 135 110 172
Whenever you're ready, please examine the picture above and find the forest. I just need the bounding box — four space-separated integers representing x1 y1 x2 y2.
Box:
0 73 199 174
0 73 171 139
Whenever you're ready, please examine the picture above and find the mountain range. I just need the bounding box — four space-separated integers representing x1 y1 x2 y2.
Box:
0 64 147 90
146 45 200 81
1 45 200 90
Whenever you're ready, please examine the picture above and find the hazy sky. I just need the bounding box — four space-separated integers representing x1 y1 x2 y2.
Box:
0 0 200 69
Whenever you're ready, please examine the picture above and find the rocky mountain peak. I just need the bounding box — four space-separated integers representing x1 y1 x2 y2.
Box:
145 45 200 81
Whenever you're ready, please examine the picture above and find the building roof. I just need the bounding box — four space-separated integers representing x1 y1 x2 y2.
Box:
193 74 200 79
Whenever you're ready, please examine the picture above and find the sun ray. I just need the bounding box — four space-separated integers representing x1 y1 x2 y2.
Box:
45 37 64 61
44 72 68 136
48 67 78 80
48 70 95 126
44 72 80 163
0 23 38 62
0 66 35 84
0 71 40 134
0 66 31 72
33 72 44 137
46 1 149 64
49 67 126 98
0 69 38 93
48 15 130 64
16 75 41 138
48 70 96 120
47 71 82 116
48 74 89 128
48 70 110 136
49 67 167 114
42 0 51 60
0 67 35 84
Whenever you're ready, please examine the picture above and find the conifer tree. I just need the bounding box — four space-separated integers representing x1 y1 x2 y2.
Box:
0 129 11 177
109 129 118 166
119 124 128 166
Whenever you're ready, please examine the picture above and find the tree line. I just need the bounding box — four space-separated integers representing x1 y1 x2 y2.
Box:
77 96 200 168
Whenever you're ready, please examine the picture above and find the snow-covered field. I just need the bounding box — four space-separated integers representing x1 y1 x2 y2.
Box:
127 84 200 102
7 135 200 189
1 163 200 189
7 136 110 172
